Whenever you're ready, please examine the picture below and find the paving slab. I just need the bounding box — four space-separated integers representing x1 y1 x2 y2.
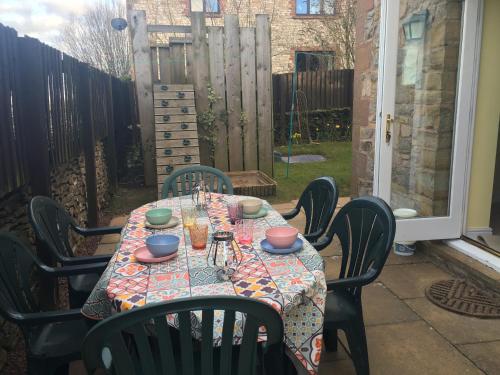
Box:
318 358 356 374
386 249 430 265
323 256 341 281
362 283 420 326
320 343 349 362
405 297 500 344
378 263 450 299
365 321 483 375
109 215 129 227
99 233 121 244
458 340 500 374
94 243 117 255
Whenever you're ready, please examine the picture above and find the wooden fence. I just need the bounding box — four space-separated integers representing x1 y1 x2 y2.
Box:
0 23 138 225
129 11 273 187
272 69 354 114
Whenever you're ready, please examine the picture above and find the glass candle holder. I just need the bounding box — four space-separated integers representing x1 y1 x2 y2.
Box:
189 223 209 250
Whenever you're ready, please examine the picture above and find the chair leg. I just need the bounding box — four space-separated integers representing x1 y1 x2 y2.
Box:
344 319 369 375
323 328 338 352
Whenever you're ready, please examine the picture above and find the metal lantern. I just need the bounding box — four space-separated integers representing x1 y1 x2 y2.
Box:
402 10 428 41
192 180 212 209
207 231 242 280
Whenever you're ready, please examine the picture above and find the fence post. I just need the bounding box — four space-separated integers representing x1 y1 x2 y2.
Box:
79 64 98 227
107 76 118 192
191 12 211 165
17 37 51 198
129 10 156 187
255 15 273 176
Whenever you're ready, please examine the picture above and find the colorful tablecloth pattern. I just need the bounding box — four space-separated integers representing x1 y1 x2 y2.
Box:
82 194 326 374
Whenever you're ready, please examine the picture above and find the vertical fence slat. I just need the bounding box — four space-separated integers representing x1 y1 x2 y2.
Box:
279 75 287 145
240 27 257 170
185 43 194 84
171 44 185 84
191 12 211 165
208 26 229 171
224 15 243 171
159 47 172 84
255 15 273 175
129 10 156 186
151 47 159 82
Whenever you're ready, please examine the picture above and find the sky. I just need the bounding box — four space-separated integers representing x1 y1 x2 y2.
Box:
0 0 121 47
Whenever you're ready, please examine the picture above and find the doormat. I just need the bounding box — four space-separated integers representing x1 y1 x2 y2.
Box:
281 154 326 164
426 279 500 319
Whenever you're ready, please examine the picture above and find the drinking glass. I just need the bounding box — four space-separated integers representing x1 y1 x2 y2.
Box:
227 202 243 225
181 206 197 228
189 223 209 250
236 219 253 245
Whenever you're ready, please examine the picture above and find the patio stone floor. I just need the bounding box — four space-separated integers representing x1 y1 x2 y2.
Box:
82 200 500 375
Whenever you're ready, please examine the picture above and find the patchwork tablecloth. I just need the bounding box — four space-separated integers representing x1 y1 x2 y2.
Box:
82 194 326 374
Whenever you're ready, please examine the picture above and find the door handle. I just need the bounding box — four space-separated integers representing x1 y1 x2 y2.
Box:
386 114 394 143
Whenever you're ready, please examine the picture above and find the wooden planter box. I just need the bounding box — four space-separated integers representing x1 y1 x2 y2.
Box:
226 170 277 197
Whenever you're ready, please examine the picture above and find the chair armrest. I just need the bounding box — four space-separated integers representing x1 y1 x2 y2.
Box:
326 268 377 292
74 226 123 236
281 208 299 220
39 262 108 277
303 228 325 243
310 236 331 251
13 309 84 326
60 254 113 265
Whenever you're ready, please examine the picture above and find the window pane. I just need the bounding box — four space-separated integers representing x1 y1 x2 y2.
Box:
310 0 320 14
205 0 219 12
323 0 335 15
296 0 308 14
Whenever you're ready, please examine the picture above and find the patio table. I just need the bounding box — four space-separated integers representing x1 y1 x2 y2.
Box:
82 193 327 374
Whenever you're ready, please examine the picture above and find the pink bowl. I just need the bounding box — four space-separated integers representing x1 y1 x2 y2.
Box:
265 227 298 249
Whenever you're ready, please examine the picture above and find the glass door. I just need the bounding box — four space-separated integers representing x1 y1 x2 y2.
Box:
374 0 482 242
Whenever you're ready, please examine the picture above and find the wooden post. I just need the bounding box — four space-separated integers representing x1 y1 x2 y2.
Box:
255 15 273 176
129 10 156 187
208 26 229 171
240 27 258 170
79 65 98 227
107 76 118 191
17 37 51 197
224 15 243 171
191 12 211 165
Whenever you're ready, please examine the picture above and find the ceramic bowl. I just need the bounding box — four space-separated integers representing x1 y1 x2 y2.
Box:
145 234 179 257
265 227 298 249
239 199 263 215
146 208 172 225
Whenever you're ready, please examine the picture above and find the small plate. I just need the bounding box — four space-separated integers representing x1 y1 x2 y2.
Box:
243 207 268 219
260 238 303 254
145 216 180 229
134 246 178 263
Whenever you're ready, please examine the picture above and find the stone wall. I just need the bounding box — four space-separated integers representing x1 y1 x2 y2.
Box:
351 0 461 218
127 0 349 73
0 141 111 370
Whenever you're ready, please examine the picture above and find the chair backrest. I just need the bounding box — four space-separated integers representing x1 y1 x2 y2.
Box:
83 296 284 375
161 165 234 199
0 233 40 323
327 196 396 299
295 177 338 239
29 196 76 261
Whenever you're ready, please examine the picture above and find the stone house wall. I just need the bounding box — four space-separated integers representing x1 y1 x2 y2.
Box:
0 141 111 369
127 0 349 73
352 0 462 218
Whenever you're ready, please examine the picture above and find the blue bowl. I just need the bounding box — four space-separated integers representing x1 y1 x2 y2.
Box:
145 234 180 257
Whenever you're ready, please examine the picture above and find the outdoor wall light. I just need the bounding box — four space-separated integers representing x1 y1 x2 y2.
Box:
403 10 429 41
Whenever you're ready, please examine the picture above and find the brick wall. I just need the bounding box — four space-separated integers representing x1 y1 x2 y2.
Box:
127 0 349 73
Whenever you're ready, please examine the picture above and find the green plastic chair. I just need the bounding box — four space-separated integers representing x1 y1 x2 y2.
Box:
161 165 234 198
82 296 285 375
312 197 396 375
0 232 104 375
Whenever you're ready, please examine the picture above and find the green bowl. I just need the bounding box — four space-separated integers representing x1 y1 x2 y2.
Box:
146 208 172 225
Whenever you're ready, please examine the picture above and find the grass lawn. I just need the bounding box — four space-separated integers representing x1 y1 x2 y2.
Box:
268 142 352 204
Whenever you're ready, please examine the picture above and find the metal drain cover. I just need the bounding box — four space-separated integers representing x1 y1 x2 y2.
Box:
426 279 500 319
